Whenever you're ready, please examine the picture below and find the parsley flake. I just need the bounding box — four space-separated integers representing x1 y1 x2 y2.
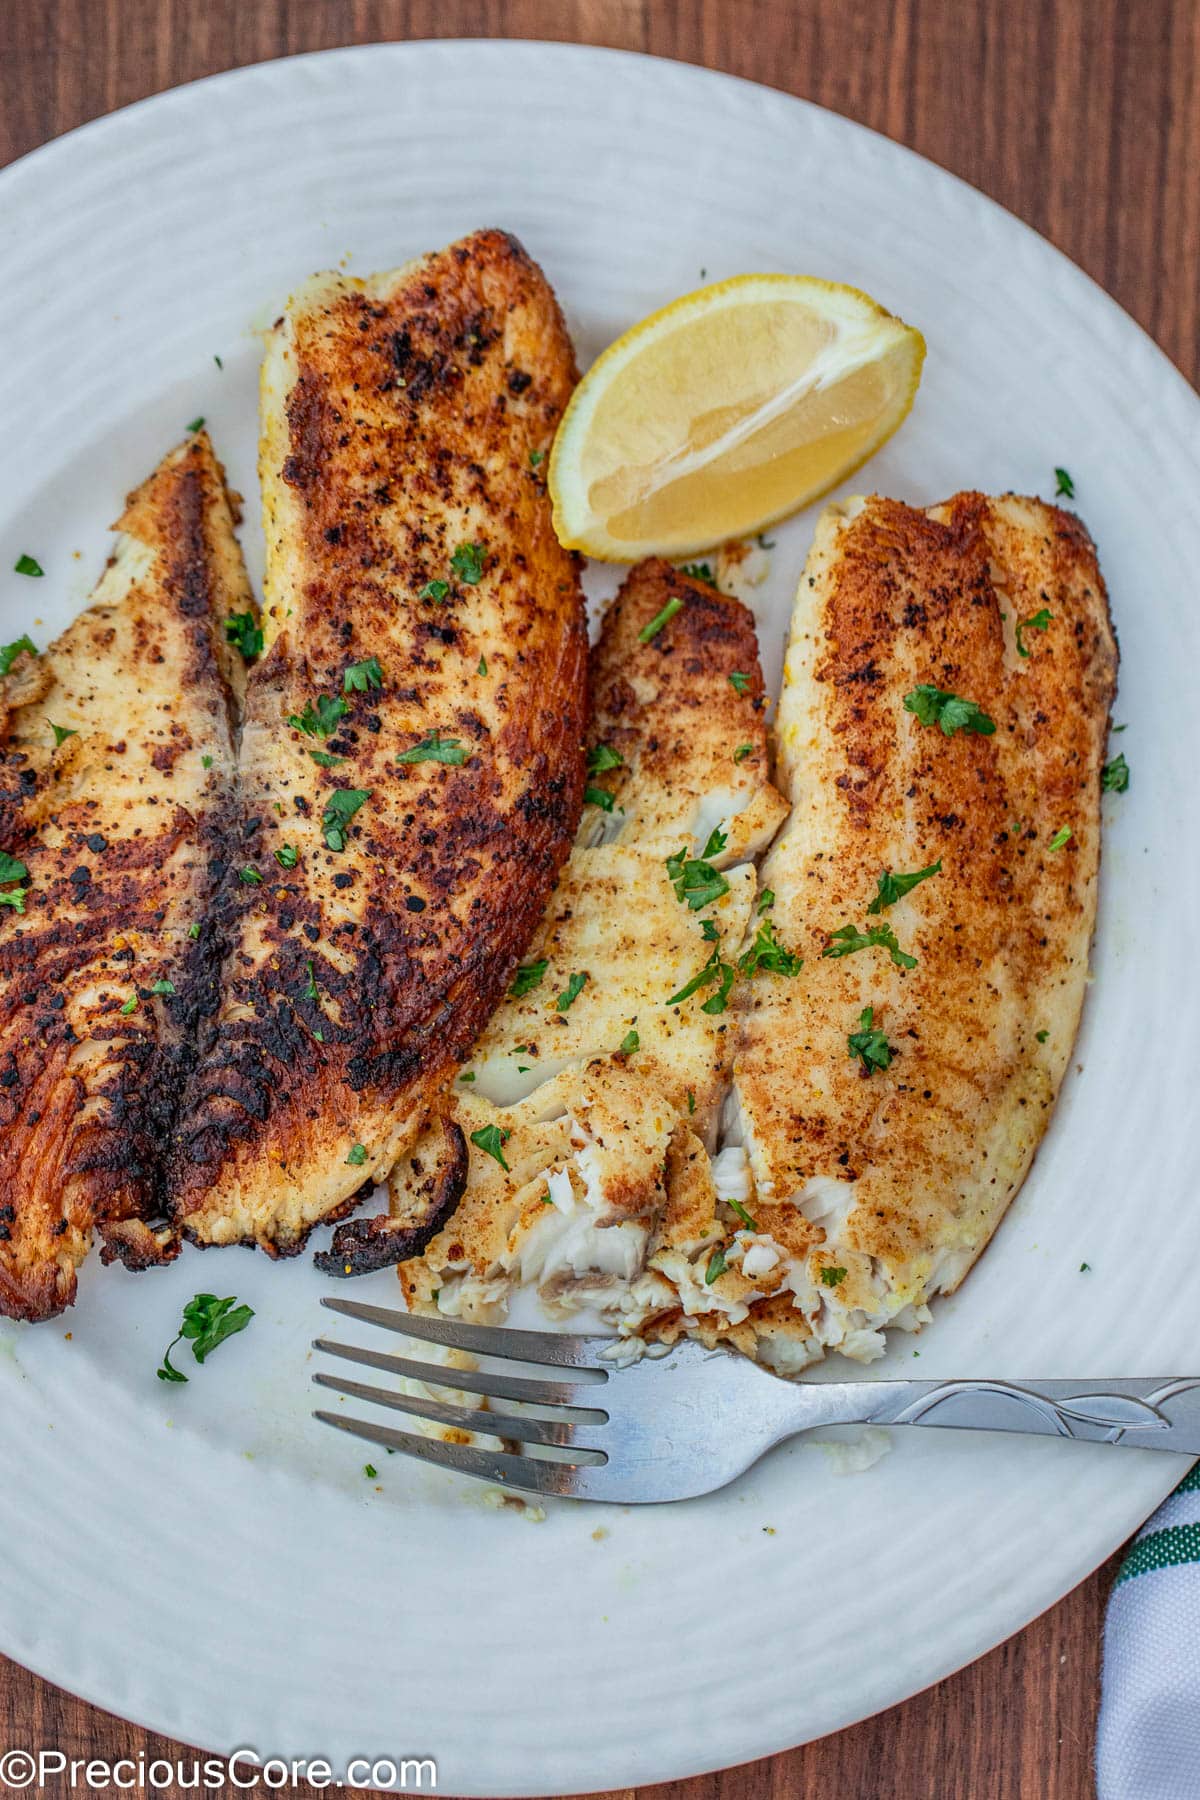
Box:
823 922 917 971
188 923 200 939
47 720 77 747
726 1194 759 1232
14 554 43 578
511 959 548 998
734 743 752 763
587 744 624 774
529 448 545 468
638 596 683 643
157 1293 254 1384
309 749 345 768
201 753 214 769
120 995 138 1015
1035 1028 1049 1043
866 860 942 914
239 866 262 885
150 979 176 996
556 971 589 1011
396 732 468 766
585 786 615 811
364 1463 378 1479
346 1143 367 1166
1047 826 1072 853
847 1006 893 1075
705 1247 729 1285
322 787 370 851
343 656 383 693
186 416 205 434
728 672 751 696
1015 608 1053 657
739 916 803 979
288 693 348 739
470 1124 511 1170
1101 752 1129 793
477 655 488 676
680 562 716 585
619 1027 639 1055
275 843 299 869
0 634 38 675
224 612 263 661
1054 467 1075 498
419 579 450 602
2 850 32 885
666 827 729 912
666 942 735 1014
903 685 996 737
820 1266 848 1288
450 542 486 585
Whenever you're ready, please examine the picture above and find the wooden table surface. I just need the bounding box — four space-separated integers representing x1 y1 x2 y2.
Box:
2 2 1195 1796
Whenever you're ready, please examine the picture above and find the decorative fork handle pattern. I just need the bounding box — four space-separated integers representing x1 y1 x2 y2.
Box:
788 1377 1200 1453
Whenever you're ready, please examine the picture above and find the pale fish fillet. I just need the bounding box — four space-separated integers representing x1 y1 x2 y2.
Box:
384 559 788 1313
620 492 1118 1372
171 230 588 1255
0 434 249 1320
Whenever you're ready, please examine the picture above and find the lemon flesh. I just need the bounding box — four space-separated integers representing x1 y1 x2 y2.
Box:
550 276 925 560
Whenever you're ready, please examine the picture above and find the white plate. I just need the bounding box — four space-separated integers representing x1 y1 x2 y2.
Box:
0 40 1196 1796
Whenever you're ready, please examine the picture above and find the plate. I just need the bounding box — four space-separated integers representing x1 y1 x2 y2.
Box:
1 40 1196 1796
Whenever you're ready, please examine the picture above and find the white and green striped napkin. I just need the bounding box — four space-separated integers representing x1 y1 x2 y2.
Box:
1098 1465 1200 1798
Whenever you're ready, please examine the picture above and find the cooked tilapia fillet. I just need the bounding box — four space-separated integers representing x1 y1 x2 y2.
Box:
622 492 1118 1371
389 560 788 1312
0 434 248 1321
172 230 587 1254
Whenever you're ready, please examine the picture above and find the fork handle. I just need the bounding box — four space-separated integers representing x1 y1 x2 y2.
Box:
787 1377 1200 1453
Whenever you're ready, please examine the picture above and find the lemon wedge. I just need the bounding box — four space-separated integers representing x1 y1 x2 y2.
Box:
549 275 925 560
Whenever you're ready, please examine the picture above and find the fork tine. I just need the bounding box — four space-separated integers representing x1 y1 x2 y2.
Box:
313 1408 599 1497
312 1336 586 1406
319 1296 608 1370
311 1370 602 1447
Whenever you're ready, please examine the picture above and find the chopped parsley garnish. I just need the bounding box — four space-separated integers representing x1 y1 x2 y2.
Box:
156 1292 254 1384
150 979 176 996
396 731 468 766
585 786 615 811
470 1124 511 1171
288 693 348 739
823 922 917 971
738 916 803 979
680 562 716 585
303 961 320 1000
346 1143 367 1166
1047 825 1072 853
1080 1262 1091 1273
866 860 942 915
757 887 775 913
510 959 548 998
309 749 345 768
666 942 735 1014
687 1088 696 1114
903 684 996 737
529 448 545 467
214 354 223 369
587 744 624 774
201 754 214 769
705 1247 729 1285
0 852 29 887
14 554 43 577
726 1194 759 1232
477 655 487 676
224 612 263 660
450 542 486 585
419 579 450 602
847 1006 893 1074
120 995 138 1015
275 844 299 869
556 971 589 1011
666 826 729 911
188 923 200 938
1101 752 1129 793
322 787 371 851
734 743 752 763
1015 608 1052 657
0 891 26 914
1035 1028 1049 1043
619 1027 639 1054
343 656 383 693
638 595 683 643
1054 467 1075 498
0 634 38 675
728 671 751 696
186 416 205 434
364 1463 378 1479
239 866 262 885
820 1266 848 1288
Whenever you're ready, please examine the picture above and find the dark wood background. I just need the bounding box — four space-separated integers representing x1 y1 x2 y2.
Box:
2 2 1195 1795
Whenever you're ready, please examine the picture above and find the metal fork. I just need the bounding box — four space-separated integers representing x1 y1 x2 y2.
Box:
312 1297 1200 1504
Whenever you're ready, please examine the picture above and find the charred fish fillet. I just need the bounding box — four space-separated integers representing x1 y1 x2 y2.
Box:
386 559 788 1310
624 492 1118 1370
0 434 249 1321
171 230 588 1255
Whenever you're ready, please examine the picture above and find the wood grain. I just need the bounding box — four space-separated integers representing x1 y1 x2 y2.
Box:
1 2 1194 1796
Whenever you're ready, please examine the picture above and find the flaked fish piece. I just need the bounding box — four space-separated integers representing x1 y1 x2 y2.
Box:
621 492 1118 1370
0 434 249 1320
387 560 787 1309
172 230 588 1256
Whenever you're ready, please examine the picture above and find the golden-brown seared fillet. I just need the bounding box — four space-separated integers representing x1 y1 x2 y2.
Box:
625 492 1117 1370
384 561 787 1310
171 230 587 1255
0 434 250 1321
